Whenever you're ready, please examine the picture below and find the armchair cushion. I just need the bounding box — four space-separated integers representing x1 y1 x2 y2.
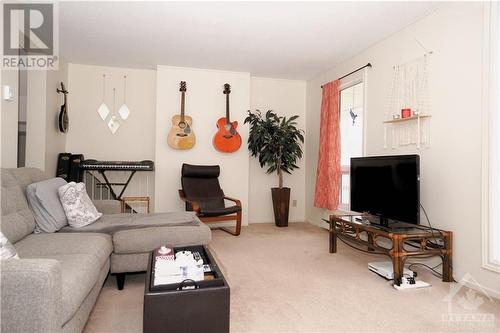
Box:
179 163 242 235
199 205 241 217
181 164 220 178
181 164 226 211
188 196 225 211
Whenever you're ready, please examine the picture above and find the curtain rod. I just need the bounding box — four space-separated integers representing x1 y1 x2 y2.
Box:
321 63 372 88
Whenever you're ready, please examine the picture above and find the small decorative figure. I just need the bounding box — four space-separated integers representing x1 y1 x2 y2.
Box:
349 108 358 126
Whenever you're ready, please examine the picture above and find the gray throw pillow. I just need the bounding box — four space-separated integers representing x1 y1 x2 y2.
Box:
26 177 68 233
0 231 19 260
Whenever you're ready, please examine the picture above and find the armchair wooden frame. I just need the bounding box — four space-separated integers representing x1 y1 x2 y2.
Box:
179 190 242 236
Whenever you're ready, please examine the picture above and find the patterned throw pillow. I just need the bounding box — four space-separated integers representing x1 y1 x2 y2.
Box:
1 231 19 260
58 182 102 228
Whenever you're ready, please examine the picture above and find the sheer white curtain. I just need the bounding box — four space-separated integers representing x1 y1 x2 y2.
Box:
482 1 500 271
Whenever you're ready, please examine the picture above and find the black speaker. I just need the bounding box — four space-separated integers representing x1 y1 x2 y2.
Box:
69 154 85 182
56 153 72 181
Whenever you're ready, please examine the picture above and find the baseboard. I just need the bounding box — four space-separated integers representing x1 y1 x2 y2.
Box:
307 219 329 230
207 221 248 228
210 220 305 227
461 278 500 300
248 219 304 224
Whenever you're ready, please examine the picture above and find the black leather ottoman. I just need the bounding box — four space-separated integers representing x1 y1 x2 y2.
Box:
143 245 230 333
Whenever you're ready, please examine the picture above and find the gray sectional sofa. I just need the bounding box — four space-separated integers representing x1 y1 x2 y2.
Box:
1 167 212 333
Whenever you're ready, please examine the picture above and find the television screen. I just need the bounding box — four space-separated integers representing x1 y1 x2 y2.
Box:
350 155 420 224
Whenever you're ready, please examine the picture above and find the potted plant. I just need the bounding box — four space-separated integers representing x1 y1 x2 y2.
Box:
244 110 304 227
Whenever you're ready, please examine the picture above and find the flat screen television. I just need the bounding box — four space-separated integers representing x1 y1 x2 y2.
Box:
350 154 420 225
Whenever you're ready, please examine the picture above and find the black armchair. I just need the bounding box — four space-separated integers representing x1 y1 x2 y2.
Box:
179 164 242 236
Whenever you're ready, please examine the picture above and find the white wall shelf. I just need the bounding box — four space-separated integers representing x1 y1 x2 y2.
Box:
383 114 431 124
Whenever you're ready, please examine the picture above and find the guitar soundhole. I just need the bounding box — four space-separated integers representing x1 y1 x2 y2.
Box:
178 121 186 129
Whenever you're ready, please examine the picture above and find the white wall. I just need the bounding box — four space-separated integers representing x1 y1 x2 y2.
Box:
25 71 47 170
64 64 308 220
249 77 306 223
1 63 68 172
305 2 500 294
66 64 156 201
155 66 250 225
45 61 69 176
1 70 18 168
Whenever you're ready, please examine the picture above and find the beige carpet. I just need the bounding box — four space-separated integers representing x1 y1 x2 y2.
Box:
84 223 500 332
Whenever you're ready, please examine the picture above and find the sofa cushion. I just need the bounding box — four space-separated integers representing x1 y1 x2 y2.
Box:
58 211 211 254
60 211 199 234
26 177 68 233
1 168 47 243
15 233 112 267
92 199 122 215
113 223 212 254
111 252 149 273
19 253 103 324
59 254 102 324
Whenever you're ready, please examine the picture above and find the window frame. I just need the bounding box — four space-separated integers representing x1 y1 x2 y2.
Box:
338 75 367 211
481 1 500 273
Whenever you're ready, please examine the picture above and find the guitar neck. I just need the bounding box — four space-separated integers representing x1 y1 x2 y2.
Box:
225 94 230 123
180 91 185 122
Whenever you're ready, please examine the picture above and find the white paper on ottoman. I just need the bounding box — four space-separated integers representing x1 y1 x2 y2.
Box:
58 182 102 228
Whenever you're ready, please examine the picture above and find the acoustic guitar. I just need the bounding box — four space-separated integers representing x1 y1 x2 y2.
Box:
57 82 69 133
167 81 196 150
213 83 242 153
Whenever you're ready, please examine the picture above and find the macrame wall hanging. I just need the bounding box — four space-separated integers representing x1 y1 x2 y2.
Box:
384 51 432 150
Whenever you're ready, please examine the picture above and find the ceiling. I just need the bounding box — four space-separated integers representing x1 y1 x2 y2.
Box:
59 1 442 80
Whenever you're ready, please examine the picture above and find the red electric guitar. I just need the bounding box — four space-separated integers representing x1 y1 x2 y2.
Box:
213 83 242 153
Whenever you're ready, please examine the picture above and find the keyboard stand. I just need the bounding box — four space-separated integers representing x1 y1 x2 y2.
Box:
96 169 137 200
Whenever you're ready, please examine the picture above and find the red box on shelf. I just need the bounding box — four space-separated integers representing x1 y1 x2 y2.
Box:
401 108 412 118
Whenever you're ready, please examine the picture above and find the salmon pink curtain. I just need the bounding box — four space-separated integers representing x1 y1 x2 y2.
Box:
314 80 341 210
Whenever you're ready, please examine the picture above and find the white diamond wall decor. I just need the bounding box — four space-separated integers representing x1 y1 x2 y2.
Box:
97 102 110 120
108 115 120 134
97 74 110 120
118 103 130 120
118 75 131 120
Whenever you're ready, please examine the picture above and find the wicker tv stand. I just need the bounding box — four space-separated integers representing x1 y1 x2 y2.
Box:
329 213 453 286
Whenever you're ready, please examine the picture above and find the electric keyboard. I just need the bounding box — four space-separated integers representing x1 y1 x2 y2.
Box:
80 159 154 171
80 159 154 200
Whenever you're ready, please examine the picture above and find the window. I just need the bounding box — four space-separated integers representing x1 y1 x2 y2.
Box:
339 81 364 209
482 1 500 272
